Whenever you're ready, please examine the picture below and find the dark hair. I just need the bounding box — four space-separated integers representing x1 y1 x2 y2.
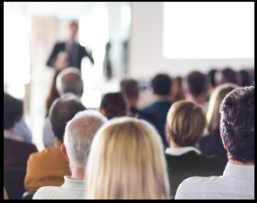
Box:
4 92 23 129
239 70 250 87
151 74 172 96
45 71 60 118
221 67 237 84
49 93 86 142
220 86 254 163
100 92 127 120
120 78 139 99
186 71 207 97
208 69 217 88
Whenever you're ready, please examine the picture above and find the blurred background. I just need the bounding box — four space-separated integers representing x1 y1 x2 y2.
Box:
4 2 254 151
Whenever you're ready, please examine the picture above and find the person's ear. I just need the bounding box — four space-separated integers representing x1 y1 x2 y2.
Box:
220 132 228 150
61 143 69 162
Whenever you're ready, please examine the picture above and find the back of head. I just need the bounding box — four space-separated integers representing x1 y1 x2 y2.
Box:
4 93 23 130
166 100 207 147
87 117 169 199
207 83 238 134
171 76 185 103
220 86 254 163
49 93 86 142
186 71 208 98
56 67 83 97
100 92 127 120
64 110 108 170
220 67 237 85
208 69 217 88
120 78 139 99
239 69 251 87
151 74 172 96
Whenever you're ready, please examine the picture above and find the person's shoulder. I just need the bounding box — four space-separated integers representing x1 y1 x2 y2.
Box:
28 146 57 162
33 186 60 199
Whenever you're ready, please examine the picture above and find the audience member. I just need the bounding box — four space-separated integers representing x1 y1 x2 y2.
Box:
208 69 217 88
165 100 225 199
13 117 33 143
87 117 170 199
238 69 251 87
43 68 83 148
175 86 254 199
33 110 107 199
170 76 185 103
24 93 86 192
199 83 238 164
185 71 210 112
99 92 128 120
215 67 238 86
140 74 173 147
120 78 163 141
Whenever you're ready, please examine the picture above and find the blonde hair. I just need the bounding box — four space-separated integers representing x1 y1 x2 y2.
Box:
206 83 238 134
166 100 207 147
86 117 170 199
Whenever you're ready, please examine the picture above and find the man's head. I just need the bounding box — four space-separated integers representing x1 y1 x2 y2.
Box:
4 93 23 130
215 67 237 86
62 110 108 170
220 86 254 163
186 71 208 99
120 78 139 108
49 93 86 142
69 21 78 40
151 74 172 96
56 67 84 98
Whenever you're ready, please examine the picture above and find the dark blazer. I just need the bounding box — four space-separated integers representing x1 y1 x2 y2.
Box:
165 149 225 199
199 130 228 165
46 42 94 70
4 137 38 167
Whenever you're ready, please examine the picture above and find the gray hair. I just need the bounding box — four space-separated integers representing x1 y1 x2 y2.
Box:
56 67 83 96
64 110 108 170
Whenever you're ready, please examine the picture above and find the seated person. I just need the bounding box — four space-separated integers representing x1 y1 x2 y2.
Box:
4 93 37 167
165 100 225 199
215 67 238 86
24 93 86 192
184 71 210 112
33 110 107 199
99 92 129 120
43 67 84 148
140 74 173 147
86 117 170 199
14 116 32 143
199 83 238 165
176 86 254 199
170 76 185 103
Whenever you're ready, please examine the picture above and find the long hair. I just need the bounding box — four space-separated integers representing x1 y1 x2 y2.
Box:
86 117 170 199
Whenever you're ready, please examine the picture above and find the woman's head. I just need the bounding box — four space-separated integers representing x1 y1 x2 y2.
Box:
4 92 23 130
166 100 206 147
87 117 169 199
100 92 127 120
206 83 238 134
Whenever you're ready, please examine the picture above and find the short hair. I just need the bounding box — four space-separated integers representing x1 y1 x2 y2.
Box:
208 69 217 88
49 93 86 142
87 117 170 199
56 67 83 96
4 93 23 130
100 92 127 120
166 100 207 147
151 74 172 96
239 70 251 87
64 110 108 170
220 67 237 85
120 78 139 99
186 71 208 97
207 83 238 134
220 86 254 163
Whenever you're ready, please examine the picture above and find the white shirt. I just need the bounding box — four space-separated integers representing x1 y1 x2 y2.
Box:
33 176 87 199
175 162 254 199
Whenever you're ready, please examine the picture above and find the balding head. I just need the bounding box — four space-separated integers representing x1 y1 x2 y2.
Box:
56 67 84 98
63 110 108 170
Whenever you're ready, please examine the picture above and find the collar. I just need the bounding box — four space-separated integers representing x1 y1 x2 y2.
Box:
165 146 201 156
223 162 254 179
61 176 87 191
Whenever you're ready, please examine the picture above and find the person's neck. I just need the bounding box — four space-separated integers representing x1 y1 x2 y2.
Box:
188 95 206 107
70 167 85 180
154 95 171 102
229 159 254 166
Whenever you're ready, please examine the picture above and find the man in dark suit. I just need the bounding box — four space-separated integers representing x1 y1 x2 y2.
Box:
46 21 94 70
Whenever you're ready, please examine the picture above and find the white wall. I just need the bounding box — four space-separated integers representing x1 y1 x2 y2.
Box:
129 2 254 79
